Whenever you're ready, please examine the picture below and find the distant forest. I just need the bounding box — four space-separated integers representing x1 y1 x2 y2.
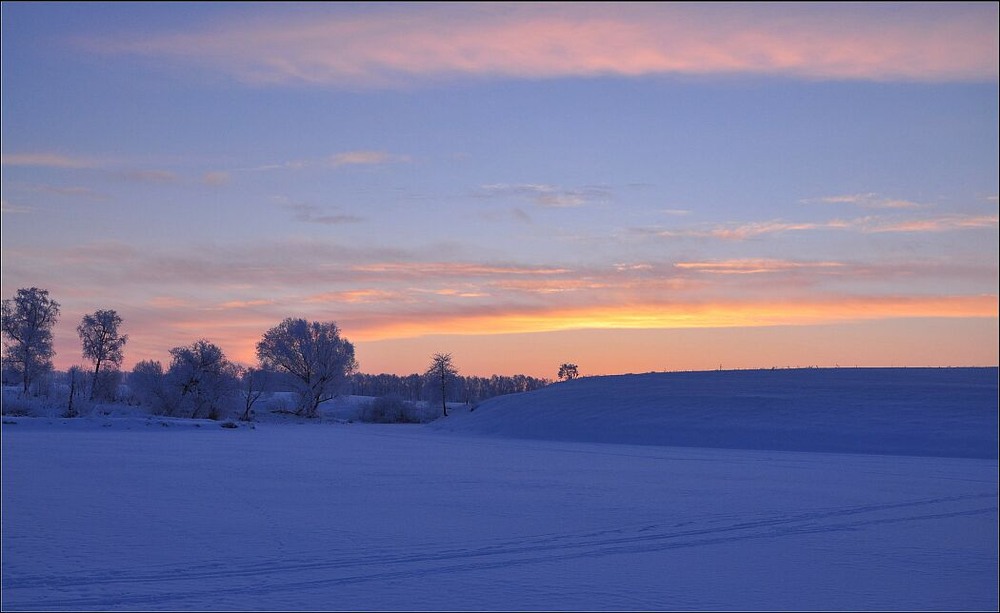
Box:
349 372 550 404
1 366 550 404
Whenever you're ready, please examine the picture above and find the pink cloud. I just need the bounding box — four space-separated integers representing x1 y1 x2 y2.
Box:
351 262 572 279
866 214 999 233
202 171 231 186
1 201 30 214
120 169 180 184
478 183 611 208
651 220 826 240
644 212 998 241
804 193 923 209
246 151 409 172
675 259 845 275
328 150 408 167
1 152 100 169
82 4 998 88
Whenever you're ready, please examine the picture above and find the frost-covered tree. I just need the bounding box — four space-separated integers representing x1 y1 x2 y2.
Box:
166 339 240 420
1 287 60 394
129 360 168 413
77 309 128 400
425 352 458 417
256 318 357 418
558 363 579 381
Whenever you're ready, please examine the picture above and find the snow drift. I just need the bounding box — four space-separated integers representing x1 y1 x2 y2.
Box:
429 367 999 458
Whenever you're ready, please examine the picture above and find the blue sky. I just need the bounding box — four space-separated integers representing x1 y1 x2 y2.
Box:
2 2 997 378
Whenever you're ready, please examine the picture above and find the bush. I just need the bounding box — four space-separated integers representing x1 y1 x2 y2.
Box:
90 369 124 402
129 360 170 415
358 395 429 423
1 390 33 417
1 385 86 418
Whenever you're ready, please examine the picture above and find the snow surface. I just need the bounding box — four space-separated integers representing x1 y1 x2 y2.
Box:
430 367 1000 458
2 368 997 611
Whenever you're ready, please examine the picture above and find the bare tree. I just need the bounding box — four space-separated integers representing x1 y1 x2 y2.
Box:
77 309 128 400
65 365 86 417
256 318 357 418
238 366 269 422
425 352 458 417
558 363 579 381
1 287 60 394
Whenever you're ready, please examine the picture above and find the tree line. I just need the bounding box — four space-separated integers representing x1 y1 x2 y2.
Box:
350 370 549 404
2 287 561 421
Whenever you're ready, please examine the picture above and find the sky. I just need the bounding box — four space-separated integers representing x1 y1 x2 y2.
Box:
1 1 997 379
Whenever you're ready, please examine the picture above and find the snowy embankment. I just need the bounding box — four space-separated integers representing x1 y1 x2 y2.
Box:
430 367 999 458
2 368 997 611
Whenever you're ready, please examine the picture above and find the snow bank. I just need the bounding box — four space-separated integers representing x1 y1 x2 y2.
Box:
429 367 998 458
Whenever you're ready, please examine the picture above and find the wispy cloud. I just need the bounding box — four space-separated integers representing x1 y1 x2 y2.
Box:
868 214 999 233
80 3 997 88
0 199 32 214
478 183 610 208
646 220 829 240
245 150 409 172
675 259 845 275
1 152 100 169
2 152 206 188
803 193 923 209
642 213 998 240
7 183 108 201
201 171 231 186
119 169 180 184
328 150 409 167
351 261 572 279
303 289 404 305
284 203 364 225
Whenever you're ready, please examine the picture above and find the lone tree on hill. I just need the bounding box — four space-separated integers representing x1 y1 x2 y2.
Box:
1 287 60 394
257 318 358 418
558 363 579 381
77 309 128 400
425 352 458 417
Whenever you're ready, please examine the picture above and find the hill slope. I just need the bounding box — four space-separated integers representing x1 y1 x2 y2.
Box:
428 367 999 458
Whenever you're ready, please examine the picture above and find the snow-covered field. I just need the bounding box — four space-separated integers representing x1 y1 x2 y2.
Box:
2 368 997 611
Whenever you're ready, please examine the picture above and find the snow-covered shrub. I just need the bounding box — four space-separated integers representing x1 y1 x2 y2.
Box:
1 388 34 416
1 382 83 418
358 394 429 423
129 360 171 415
89 368 123 403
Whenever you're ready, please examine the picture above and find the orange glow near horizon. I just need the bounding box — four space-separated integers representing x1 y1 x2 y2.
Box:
49 293 998 376
344 294 999 342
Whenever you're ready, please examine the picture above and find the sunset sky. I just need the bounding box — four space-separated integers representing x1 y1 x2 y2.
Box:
2 2 997 379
